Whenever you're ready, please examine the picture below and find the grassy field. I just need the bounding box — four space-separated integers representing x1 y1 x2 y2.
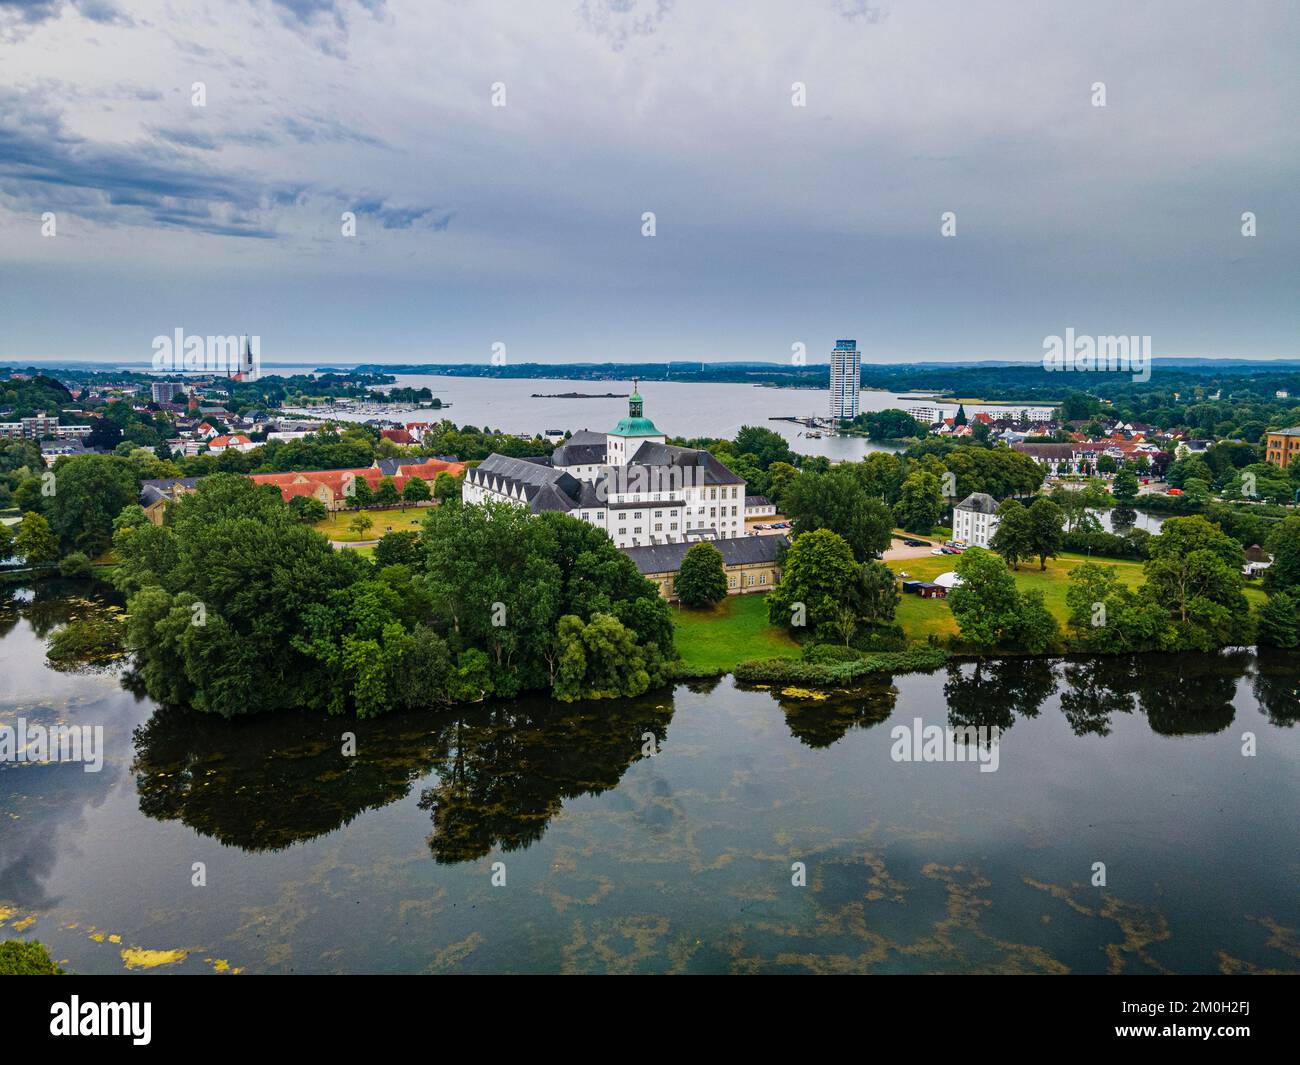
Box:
314 506 430 542
887 550 1267 644
671 592 800 672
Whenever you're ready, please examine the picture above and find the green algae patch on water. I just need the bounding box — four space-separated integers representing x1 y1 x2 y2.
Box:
120 946 189 970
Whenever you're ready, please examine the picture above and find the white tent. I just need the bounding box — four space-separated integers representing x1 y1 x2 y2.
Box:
933 571 964 589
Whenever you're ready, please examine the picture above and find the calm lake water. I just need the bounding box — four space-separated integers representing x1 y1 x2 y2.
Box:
2 580 1297 975
304 375 931 460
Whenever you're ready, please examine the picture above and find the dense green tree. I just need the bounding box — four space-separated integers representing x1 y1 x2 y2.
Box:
422 502 670 695
115 475 362 716
948 547 1023 648
15 511 59 566
1144 516 1252 650
59 551 92 578
1112 468 1140 504
767 528 860 633
288 495 328 523
764 461 799 509
733 425 798 469
402 475 431 504
349 476 374 508
433 471 460 503
1167 453 1212 488
782 466 893 561
990 499 1033 570
1263 516 1300 595
13 476 45 514
852 558 900 624
1257 592 1299 649
893 470 944 534
553 613 653 701
1064 562 1169 653
852 409 929 440
1027 497 1065 570
373 530 422 569
675 542 728 607
373 477 400 507
1016 590 1060 653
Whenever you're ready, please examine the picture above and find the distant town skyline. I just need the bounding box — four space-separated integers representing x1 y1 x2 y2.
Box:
2 1 1298 364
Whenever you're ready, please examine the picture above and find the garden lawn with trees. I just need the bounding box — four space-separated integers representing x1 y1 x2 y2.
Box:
671 593 800 674
885 549 1268 646
314 506 431 542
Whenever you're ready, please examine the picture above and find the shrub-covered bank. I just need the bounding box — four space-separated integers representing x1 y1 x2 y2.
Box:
734 648 948 688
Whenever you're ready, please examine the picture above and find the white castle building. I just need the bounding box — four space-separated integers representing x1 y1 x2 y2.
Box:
462 383 746 549
952 491 1000 548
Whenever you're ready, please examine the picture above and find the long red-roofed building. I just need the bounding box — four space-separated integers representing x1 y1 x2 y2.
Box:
250 458 465 510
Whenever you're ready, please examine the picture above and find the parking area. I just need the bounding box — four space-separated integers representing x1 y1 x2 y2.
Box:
882 536 944 561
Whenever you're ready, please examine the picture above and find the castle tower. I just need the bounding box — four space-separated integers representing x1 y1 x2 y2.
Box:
606 378 665 466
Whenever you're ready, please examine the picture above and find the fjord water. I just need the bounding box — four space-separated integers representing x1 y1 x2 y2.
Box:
2 581 1296 974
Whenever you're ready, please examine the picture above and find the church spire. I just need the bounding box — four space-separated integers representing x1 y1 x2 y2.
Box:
629 377 643 418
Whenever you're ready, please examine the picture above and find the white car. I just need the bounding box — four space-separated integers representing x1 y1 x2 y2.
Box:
930 547 945 556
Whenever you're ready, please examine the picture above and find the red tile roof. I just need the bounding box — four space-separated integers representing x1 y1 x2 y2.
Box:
249 459 465 504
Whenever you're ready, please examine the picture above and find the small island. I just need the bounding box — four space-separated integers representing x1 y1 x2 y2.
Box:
531 391 629 399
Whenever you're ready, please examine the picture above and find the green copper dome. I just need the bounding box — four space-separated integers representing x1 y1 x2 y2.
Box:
610 416 661 436
613 379 657 434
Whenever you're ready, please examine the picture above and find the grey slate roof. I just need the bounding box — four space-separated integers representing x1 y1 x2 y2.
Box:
1012 442 1074 459
551 430 608 467
627 441 744 485
140 477 199 506
745 495 772 508
955 492 998 515
621 534 788 575
467 453 589 513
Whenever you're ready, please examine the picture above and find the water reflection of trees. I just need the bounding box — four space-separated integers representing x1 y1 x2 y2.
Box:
943 659 1056 731
771 683 897 749
131 694 672 860
1136 653 1246 736
1251 651 1300 728
1058 653 1249 737
0 578 123 641
1060 658 1138 736
418 697 672 863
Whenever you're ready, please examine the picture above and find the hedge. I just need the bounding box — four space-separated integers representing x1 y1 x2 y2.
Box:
734 648 948 687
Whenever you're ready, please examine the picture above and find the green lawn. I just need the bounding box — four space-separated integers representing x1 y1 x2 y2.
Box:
315 506 431 542
672 593 800 672
887 551 1267 644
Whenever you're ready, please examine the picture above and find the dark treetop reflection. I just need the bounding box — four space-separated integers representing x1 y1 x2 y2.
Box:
132 692 671 860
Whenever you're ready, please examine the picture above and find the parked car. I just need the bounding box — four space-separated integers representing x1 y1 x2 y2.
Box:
902 538 927 547
930 548 946 556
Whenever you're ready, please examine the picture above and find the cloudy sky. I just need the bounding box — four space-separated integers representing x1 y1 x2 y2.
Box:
1 0 1297 365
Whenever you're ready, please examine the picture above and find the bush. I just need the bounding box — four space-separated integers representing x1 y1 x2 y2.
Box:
58 551 92 578
850 621 908 652
801 642 863 664
0 939 63 975
668 662 729 680
734 649 948 688
1062 528 1150 560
